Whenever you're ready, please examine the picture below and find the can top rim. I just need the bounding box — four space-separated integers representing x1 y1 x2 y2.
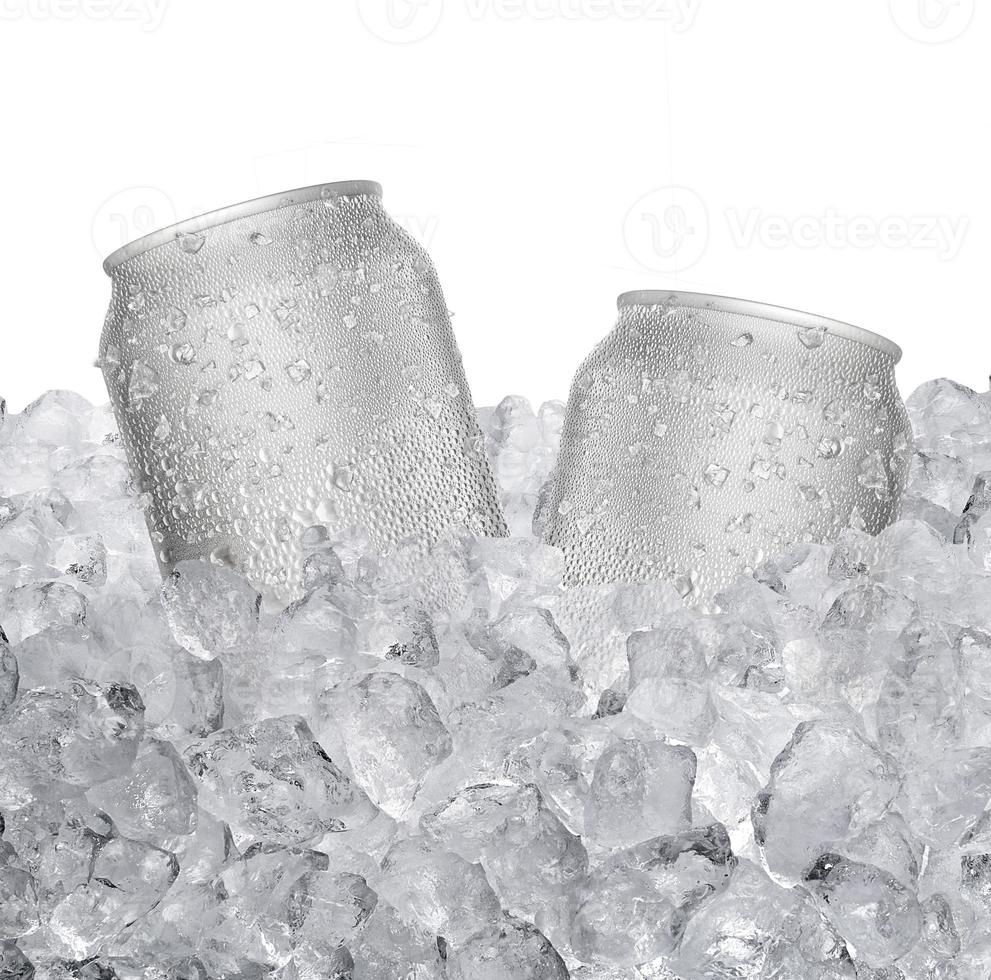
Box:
102 180 384 275
617 290 903 363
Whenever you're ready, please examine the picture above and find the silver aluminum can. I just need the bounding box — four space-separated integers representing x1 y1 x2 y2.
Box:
538 291 910 604
100 181 507 601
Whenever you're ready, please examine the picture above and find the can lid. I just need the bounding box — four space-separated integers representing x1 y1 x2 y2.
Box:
617 290 903 363
102 180 384 275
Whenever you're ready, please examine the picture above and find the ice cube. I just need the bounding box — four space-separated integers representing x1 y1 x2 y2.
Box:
673 858 854 978
161 560 260 660
86 738 198 843
183 716 378 846
0 631 18 711
0 582 88 644
0 681 145 808
907 379 991 470
625 625 718 745
420 781 587 948
446 914 570 979
316 671 452 819
348 901 445 979
805 854 922 967
0 864 39 941
0 944 34 979
45 837 178 960
584 738 696 848
571 823 736 967
752 720 901 880
375 836 501 945
288 869 377 966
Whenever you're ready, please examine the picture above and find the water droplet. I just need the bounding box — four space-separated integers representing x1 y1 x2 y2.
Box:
823 401 848 426
712 407 736 433
703 463 730 488
797 325 826 349
331 465 354 492
180 232 206 254
167 308 188 333
674 572 696 599
152 416 171 442
725 512 754 534
249 231 273 246
243 359 265 381
731 333 753 348
857 451 888 491
126 288 147 314
127 361 159 409
749 458 772 481
422 395 444 419
763 420 785 447
285 358 312 384
101 344 121 369
170 342 196 366
816 436 843 459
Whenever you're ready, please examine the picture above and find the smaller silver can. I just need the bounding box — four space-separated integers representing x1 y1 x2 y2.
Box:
100 181 507 601
539 291 911 604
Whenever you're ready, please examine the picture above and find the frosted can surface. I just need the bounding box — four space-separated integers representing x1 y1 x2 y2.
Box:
539 291 910 604
100 181 506 600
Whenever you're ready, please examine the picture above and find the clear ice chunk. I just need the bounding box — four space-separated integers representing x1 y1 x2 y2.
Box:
584 738 696 848
183 716 378 846
161 560 260 660
752 719 900 880
317 671 452 819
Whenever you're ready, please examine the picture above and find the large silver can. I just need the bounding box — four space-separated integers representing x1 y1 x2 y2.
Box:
539 291 910 604
100 181 506 601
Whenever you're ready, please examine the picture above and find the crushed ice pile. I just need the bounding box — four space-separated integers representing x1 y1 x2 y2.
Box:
0 380 990 979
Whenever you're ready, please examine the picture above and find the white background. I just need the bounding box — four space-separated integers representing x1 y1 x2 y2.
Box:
0 0 987 412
